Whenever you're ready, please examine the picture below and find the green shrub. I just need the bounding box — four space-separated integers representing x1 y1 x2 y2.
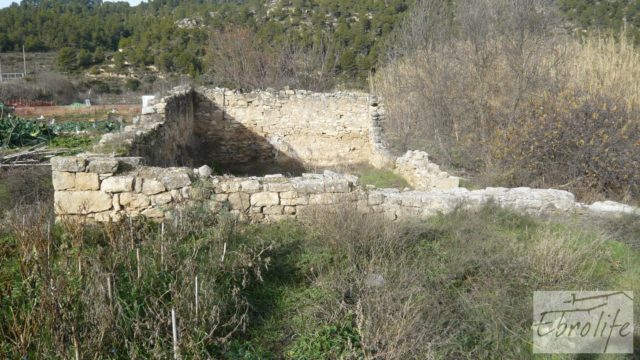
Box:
125 78 141 91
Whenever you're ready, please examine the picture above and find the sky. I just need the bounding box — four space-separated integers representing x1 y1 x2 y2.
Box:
0 0 145 9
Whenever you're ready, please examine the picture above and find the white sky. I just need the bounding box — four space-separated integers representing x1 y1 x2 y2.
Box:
0 0 145 9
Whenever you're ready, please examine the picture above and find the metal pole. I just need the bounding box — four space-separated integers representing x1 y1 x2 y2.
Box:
0 54 3 83
172 308 178 359
22 45 27 77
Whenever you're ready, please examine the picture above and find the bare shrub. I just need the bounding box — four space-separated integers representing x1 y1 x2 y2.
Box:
492 92 640 202
0 73 77 104
207 26 335 91
0 166 53 214
376 0 640 201
374 0 565 166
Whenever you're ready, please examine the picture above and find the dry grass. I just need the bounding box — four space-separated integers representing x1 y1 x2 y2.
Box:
566 33 640 109
298 204 616 359
0 205 275 358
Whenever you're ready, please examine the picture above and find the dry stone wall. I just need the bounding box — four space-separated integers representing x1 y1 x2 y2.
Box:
54 86 638 223
51 155 638 223
95 86 457 188
194 88 378 169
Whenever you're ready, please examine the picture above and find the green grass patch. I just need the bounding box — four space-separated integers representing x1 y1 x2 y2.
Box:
48 134 96 151
357 168 409 188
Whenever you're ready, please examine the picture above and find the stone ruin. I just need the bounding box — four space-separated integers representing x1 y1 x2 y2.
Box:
51 86 639 223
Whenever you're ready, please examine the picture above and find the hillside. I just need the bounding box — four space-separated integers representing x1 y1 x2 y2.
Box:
0 0 413 88
559 0 640 41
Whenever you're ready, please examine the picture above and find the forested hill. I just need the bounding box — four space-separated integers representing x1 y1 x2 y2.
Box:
0 0 638 88
0 0 413 86
559 0 640 40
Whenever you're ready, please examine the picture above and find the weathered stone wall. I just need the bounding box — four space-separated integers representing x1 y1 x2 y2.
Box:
58 86 638 223
95 87 196 166
130 88 196 166
194 88 380 170
51 155 638 223
94 86 457 187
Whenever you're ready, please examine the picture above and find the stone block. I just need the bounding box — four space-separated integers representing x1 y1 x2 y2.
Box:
120 193 150 210
293 179 325 193
212 193 228 202
101 176 134 193
93 211 118 222
250 206 263 214
51 157 86 172
279 191 298 199
52 171 75 191
196 165 213 178
324 179 350 193
251 192 280 206
142 208 164 219
142 179 166 195
432 177 460 190
134 177 143 193
87 159 119 174
161 172 191 190
181 186 192 199
170 189 183 202
309 193 336 205
240 180 261 193
220 180 241 192
113 194 121 211
263 205 284 215
265 182 294 192
151 192 173 206
228 192 250 211
75 173 100 191
283 206 296 215
54 191 112 214
281 196 308 206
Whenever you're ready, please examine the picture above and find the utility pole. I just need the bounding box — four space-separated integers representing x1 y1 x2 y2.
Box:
0 53 3 84
22 45 27 77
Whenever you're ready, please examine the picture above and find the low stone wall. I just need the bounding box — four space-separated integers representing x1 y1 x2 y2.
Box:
52 155 637 223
